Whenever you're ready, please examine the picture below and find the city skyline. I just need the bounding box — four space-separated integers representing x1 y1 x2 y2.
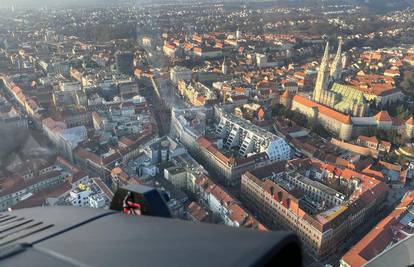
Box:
0 1 414 266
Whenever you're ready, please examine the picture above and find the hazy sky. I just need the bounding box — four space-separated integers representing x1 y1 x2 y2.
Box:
0 0 124 8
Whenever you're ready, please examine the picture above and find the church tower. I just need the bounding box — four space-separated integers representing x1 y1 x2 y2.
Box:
330 38 343 82
222 58 228 75
313 42 331 103
405 117 414 140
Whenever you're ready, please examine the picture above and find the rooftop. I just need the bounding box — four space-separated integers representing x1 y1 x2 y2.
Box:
293 95 352 124
342 191 414 267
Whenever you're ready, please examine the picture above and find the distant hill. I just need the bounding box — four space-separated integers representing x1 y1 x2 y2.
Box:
0 0 124 9
1 0 414 10
352 0 414 10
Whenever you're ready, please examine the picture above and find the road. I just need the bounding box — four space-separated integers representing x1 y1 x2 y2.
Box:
148 76 172 136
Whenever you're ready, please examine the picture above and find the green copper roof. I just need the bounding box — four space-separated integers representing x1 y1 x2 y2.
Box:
330 83 365 112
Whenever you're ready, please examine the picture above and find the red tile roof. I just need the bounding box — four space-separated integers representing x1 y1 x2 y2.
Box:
11 181 72 210
92 178 114 199
57 156 80 173
293 95 352 124
374 111 392 122
358 135 379 144
406 116 414 126
342 191 414 267
187 202 209 222
197 137 231 165
380 140 391 149
0 171 63 198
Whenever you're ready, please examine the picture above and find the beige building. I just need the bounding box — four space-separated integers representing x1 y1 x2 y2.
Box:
241 159 389 260
291 94 353 140
282 94 414 141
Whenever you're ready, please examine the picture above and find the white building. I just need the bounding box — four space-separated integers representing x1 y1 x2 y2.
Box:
170 66 193 85
69 184 92 207
89 194 106 208
59 81 81 92
193 47 222 58
59 126 88 162
163 44 178 57
142 36 152 47
256 53 280 68
164 166 187 190
215 109 291 161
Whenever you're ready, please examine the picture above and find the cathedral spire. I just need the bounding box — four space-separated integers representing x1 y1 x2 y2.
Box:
335 38 342 59
313 41 331 102
321 41 330 66
222 57 228 75
330 38 343 82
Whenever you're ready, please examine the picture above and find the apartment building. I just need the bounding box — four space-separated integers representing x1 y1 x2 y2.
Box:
240 159 389 260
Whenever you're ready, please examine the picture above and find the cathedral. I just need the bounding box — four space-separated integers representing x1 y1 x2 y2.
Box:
313 39 368 117
280 39 414 141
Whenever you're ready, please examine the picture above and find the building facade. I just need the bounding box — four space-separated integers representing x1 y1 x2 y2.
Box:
285 94 414 141
313 41 368 117
240 160 389 260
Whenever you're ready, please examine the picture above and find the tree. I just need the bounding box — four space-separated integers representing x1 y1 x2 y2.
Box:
310 122 331 139
387 103 411 120
272 104 309 127
368 100 377 111
400 68 414 96
366 127 403 146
